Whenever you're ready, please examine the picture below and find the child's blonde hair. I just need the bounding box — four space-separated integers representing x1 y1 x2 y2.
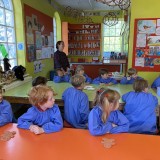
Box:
28 85 54 107
133 79 148 92
127 68 137 76
75 65 84 74
93 88 120 123
71 74 86 88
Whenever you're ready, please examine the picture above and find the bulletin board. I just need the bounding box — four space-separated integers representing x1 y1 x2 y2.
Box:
132 18 160 72
24 4 54 62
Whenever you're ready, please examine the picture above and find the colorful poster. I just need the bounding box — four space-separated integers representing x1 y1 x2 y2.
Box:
136 34 146 47
35 31 42 49
137 20 156 34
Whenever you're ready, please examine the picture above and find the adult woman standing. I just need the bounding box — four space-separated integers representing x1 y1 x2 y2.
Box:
54 41 70 72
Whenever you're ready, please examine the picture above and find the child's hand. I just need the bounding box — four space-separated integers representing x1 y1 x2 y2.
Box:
100 83 105 86
112 123 117 127
127 76 131 80
29 125 44 134
106 83 113 86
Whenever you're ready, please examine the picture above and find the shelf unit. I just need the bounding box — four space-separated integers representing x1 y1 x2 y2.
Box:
68 23 101 57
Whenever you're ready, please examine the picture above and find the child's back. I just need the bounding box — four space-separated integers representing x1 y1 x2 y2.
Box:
122 79 158 134
62 75 89 129
151 76 160 88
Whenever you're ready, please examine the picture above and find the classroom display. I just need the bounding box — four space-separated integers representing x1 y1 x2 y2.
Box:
133 18 160 71
68 23 101 57
24 4 54 62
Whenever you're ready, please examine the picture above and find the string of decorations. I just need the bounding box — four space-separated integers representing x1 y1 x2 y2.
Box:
95 0 131 10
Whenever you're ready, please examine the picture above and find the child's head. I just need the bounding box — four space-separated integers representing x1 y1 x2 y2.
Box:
75 65 84 75
32 76 47 87
71 74 86 89
133 79 149 92
93 88 120 123
56 68 64 77
99 68 109 79
127 68 137 78
28 85 55 111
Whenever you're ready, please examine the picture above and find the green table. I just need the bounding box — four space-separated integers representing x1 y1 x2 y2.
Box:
4 81 160 106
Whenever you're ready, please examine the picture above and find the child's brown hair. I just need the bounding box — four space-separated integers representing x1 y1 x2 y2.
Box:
28 85 54 107
32 76 47 87
71 74 86 88
99 68 109 76
127 68 137 76
133 79 149 92
93 88 120 123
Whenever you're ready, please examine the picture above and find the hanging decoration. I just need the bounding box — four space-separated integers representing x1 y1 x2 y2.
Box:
95 0 131 10
103 12 118 26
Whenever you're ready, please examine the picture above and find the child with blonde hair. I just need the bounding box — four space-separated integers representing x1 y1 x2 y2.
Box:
75 65 92 83
88 88 129 136
122 79 158 134
62 74 89 129
18 85 63 134
120 68 142 84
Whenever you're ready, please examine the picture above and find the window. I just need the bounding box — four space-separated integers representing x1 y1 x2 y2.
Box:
0 0 17 69
53 18 57 52
103 21 124 56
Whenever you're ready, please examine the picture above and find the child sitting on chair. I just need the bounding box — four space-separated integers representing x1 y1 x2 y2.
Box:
32 76 47 86
75 65 92 84
88 88 129 136
53 68 70 83
0 88 13 126
120 68 143 84
17 85 63 134
92 68 118 85
122 79 158 134
62 75 90 129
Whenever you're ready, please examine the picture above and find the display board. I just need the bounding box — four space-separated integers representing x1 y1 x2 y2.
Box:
132 18 160 71
24 4 54 62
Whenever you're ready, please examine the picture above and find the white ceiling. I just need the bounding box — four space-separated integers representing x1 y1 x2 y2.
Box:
53 0 120 11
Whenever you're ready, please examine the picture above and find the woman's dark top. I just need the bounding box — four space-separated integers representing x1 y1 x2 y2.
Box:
54 50 70 72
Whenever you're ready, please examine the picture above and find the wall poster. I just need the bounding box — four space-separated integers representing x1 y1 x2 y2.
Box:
133 18 160 71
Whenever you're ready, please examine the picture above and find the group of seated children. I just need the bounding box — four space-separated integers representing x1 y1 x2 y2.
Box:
0 67 160 136
53 65 145 86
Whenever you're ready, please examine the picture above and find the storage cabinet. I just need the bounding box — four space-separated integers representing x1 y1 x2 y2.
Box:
68 23 101 57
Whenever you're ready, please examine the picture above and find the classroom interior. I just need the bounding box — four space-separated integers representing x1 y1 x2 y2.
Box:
1 0 160 159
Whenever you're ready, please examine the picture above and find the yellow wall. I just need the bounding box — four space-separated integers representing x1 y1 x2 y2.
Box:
13 0 62 79
129 0 160 85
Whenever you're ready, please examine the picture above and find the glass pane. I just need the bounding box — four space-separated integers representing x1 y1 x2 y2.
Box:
0 0 4 7
9 59 17 68
7 27 14 42
110 37 115 44
104 37 109 45
0 8 5 25
8 44 16 58
0 43 8 59
115 37 121 44
115 21 122 28
0 26 6 42
109 29 116 36
110 45 114 51
116 29 121 35
5 10 13 27
114 45 121 52
104 45 109 52
3 0 12 10
104 28 109 36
